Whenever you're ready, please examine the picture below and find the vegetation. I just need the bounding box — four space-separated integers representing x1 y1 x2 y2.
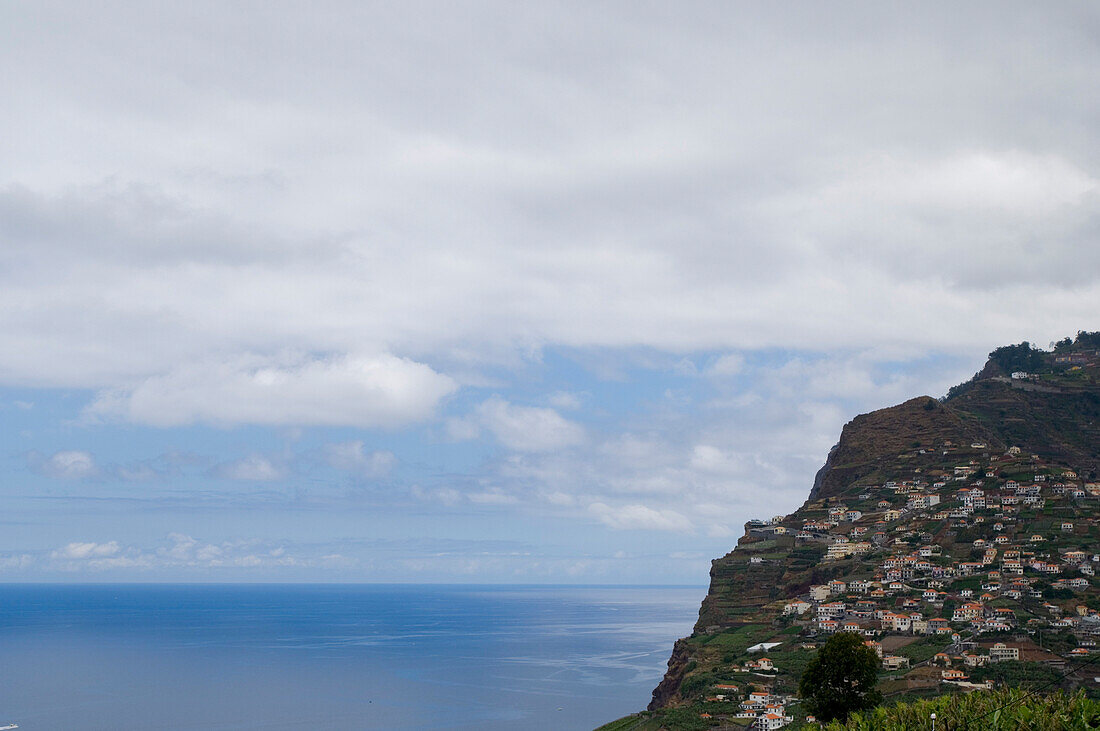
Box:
968 660 1064 689
892 635 951 664
987 342 1045 376
1072 331 1100 350
822 689 1100 730
799 632 882 723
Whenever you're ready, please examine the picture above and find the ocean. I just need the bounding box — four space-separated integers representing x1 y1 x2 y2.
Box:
0 584 703 730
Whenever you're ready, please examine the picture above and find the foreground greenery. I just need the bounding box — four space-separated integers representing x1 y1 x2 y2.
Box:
822 689 1100 730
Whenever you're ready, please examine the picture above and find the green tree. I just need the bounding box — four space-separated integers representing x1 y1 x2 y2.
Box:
799 632 882 723
987 341 1045 375
1074 330 1100 349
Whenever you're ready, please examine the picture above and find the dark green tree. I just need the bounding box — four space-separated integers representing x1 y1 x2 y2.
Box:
798 632 882 723
1074 330 1100 349
987 341 1045 375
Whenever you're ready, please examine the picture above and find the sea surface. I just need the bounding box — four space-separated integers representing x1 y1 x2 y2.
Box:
0 584 703 730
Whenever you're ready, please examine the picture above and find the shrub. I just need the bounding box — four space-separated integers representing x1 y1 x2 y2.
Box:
824 689 1100 730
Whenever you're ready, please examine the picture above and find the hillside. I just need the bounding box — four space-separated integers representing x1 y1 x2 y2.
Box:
625 335 1100 730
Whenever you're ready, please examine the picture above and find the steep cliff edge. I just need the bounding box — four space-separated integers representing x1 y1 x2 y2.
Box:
806 396 997 503
644 337 1100 722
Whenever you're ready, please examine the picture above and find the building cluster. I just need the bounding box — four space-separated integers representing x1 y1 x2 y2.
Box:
717 446 1100 727
701 686 795 730
777 455 1100 650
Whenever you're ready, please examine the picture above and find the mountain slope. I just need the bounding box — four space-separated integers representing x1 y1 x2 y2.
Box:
640 336 1100 729
807 396 998 503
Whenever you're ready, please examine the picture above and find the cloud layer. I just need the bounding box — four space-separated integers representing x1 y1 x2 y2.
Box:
0 2 1098 412
38 534 352 573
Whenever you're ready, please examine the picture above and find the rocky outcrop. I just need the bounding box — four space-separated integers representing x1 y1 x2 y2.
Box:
806 396 995 503
648 638 693 710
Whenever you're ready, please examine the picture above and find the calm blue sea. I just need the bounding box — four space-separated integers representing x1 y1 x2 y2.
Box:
0 584 703 730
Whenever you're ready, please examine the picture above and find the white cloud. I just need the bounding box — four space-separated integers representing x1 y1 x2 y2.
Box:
52 541 121 560
708 354 744 377
827 151 1094 217
47 541 151 571
0 554 35 570
27 450 98 479
113 462 160 482
410 485 463 506
474 396 584 452
211 455 284 481
467 490 520 505
323 441 396 476
541 491 576 507
85 353 456 428
0 4 1096 403
43 534 356 574
588 503 693 532
690 444 753 475
672 358 699 376
453 348 946 537
547 391 584 410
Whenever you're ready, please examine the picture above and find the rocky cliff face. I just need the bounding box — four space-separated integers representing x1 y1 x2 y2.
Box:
649 639 694 710
807 396 995 502
647 340 1100 715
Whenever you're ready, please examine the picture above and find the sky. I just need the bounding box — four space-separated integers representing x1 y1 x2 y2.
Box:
1 1 1099 583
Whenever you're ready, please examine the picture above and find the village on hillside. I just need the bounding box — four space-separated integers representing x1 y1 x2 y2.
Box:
673 442 1100 729
611 339 1100 731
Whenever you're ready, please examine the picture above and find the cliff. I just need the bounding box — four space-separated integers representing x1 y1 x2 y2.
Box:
806 396 996 503
637 336 1100 728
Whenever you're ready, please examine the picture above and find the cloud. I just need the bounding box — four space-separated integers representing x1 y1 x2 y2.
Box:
474 396 584 452
52 541 121 560
407 484 521 508
690 444 754 475
85 353 457 428
27 450 99 479
40 534 356 574
46 541 149 571
588 503 693 532
0 554 35 570
547 391 584 410
113 462 161 482
708 354 744 377
410 485 463 506
541 491 576 507
467 490 520 505
0 3 1097 401
153 534 293 568
210 454 284 481
323 441 396 476
442 348 954 537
